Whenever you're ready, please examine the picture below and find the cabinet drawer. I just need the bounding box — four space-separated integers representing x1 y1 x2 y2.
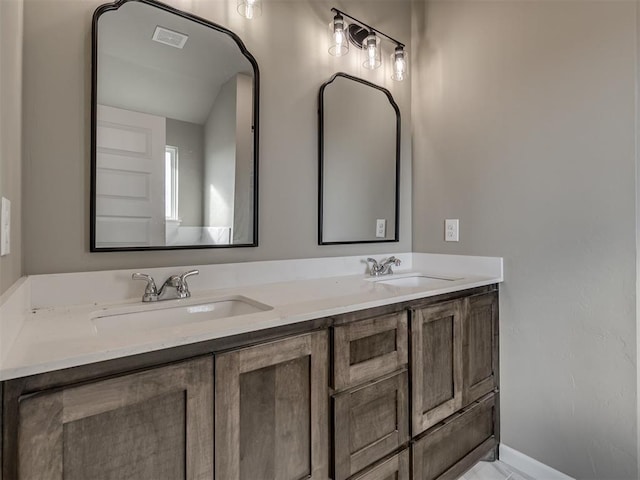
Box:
350 449 410 480
412 393 497 480
333 370 409 480
333 311 408 390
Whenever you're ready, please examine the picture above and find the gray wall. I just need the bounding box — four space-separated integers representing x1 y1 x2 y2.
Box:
0 0 23 295
21 0 412 274
165 118 204 227
412 1 637 478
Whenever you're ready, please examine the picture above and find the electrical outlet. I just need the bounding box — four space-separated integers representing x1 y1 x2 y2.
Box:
1 197 10 256
445 219 459 242
376 219 386 238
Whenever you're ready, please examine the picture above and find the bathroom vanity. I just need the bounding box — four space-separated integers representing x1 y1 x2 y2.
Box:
0 260 500 480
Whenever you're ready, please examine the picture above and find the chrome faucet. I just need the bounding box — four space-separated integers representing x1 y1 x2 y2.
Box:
132 270 199 302
366 256 401 276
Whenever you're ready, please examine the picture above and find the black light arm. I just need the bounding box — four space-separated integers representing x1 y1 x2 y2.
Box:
331 7 405 48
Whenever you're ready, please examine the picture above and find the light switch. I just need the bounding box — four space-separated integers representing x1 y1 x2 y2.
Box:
1 197 10 256
376 219 386 238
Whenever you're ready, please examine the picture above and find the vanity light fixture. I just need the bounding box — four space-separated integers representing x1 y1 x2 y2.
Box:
327 8 408 81
328 12 349 56
237 0 261 19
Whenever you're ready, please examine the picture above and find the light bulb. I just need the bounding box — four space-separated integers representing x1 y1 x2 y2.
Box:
367 46 376 68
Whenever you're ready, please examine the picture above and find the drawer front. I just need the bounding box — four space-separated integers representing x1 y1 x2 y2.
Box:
333 312 408 391
333 371 410 480
412 393 497 480
350 449 410 480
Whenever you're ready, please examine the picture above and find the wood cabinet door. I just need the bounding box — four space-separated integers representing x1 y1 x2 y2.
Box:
410 301 463 436
333 311 408 391
412 394 497 480
351 449 410 480
17 356 214 480
462 292 499 406
333 370 409 480
215 331 329 480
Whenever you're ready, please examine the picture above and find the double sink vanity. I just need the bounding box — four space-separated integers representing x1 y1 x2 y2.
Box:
2 0 503 478
0 253 502 480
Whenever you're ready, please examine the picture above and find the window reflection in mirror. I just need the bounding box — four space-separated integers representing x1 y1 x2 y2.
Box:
318 73 400 245
91 0 259 251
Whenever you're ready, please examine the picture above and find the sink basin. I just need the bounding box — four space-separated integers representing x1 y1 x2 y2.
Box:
92 296 272 334
372 273 462 288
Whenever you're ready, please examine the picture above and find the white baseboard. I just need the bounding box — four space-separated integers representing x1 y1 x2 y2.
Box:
500 445 575 480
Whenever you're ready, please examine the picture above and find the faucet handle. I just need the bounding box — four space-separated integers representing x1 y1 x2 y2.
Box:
387 256 401 266
178 270 199 296
366 258 382 276
132 273 158 302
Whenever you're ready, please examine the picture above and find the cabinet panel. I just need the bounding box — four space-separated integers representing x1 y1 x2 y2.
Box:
351 449 410 480
411 301 463 436
412 394 496 480
17 356 213 480
333 312 408 391
463 293 499 406
215 331 329 480
333 371 409 480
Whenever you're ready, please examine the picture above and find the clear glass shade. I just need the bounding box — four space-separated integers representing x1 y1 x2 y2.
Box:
391 47 409 81
328 15 349 56
237 0 262 19
362 32 381 70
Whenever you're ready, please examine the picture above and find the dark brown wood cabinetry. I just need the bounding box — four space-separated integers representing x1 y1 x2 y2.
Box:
463 292 499 406
214 331 329 480
333 370 409 480
351 449 411 480
17 356 213 480
332 311 408 390
2 284 499 480
412 393 498 480
410 291 500 480
411 300 464 435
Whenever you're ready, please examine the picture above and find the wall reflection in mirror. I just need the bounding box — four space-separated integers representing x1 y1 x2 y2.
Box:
319 73 400 244
91 0 259 251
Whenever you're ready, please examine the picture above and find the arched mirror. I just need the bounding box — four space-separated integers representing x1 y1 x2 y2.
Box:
318 73 400 245
91 0 259 251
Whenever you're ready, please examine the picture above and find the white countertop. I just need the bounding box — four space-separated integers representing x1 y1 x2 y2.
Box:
0 253 503 381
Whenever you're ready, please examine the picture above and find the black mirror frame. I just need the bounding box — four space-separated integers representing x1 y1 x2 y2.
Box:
318 72 401 245
90 0 260 252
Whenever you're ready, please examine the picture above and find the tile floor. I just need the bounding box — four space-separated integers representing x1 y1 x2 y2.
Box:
460 460 536 480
